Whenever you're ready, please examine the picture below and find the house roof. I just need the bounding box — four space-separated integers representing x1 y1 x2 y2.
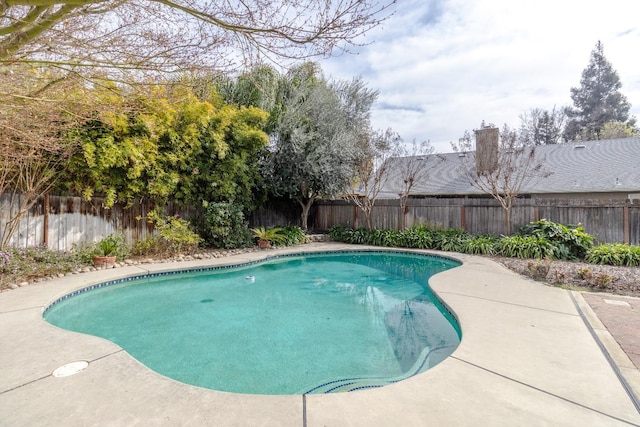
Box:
378 137 640 199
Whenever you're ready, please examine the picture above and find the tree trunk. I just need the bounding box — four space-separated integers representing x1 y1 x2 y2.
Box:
298 198 315 231
505 207 512 236
365 210 372 230
399 198 408 230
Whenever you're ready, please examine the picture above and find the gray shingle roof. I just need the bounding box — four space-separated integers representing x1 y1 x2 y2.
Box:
379 137 640 198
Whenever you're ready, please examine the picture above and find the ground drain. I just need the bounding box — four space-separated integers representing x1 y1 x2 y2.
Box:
52 361 89 377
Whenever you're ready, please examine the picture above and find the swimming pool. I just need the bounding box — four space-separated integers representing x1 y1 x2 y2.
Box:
44 251 461 395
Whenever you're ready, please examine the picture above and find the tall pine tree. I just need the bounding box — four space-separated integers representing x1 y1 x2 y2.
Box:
564 41 635 141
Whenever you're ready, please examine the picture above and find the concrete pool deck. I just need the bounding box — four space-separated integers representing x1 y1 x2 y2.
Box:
1 243 639 426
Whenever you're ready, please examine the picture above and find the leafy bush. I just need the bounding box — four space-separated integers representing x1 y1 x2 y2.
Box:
367 229 398 247
586 243 640 266
461 235 499 255
133 211 203 256
279 226 307 246
200 202 252 249
498 235 556 259
432 228 469 252
94 233 129 260
518 219 594 260
348 227 370 245
328 225 351 242
250 226 288 246
326 223 638 269
397 226 435 249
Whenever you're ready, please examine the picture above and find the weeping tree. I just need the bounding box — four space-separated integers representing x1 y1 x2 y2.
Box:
264 63 377 230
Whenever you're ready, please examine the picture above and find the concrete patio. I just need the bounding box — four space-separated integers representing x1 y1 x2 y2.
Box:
1 243 639 426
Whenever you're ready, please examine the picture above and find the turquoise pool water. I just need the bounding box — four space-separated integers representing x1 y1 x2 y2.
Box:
44 251 461 394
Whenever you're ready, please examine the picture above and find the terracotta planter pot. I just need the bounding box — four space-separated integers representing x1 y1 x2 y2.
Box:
93 255 116 268
257 239 271 249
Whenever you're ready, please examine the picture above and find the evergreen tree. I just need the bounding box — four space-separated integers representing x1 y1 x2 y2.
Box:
263 63 378 230
564 41 635 141
519 107 566 145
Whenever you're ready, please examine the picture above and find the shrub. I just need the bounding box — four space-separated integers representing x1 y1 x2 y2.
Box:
593 272 614 287
0 245 92 286
576 267 593 280
397 226 434 249
200 202 252 249
461 235 499 255
328 225 351 242
0 250 11 270
250 226 288 246
94 233 129 260
432 228 469 252
328 226 400 247
131 237 165 257
498 235 556 259
586 243 640 266
526 258 551 280
551 267 571 285
367 229 398 247
279 226 307 246
133 211 202 256
348 227 370 245
518 219 594 260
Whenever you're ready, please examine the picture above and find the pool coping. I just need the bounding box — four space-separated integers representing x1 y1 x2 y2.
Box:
1 243 640 426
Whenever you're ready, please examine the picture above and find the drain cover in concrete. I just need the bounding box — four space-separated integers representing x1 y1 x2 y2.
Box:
52 361 89 377
603 299 631 307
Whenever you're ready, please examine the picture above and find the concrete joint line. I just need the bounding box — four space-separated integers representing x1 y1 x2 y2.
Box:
302 393 307 427
438 291 579 317
134 265 151 275
0 349 124 396
569 290 640 415
0 305 45 315
0 374 51 395
450 355 640 426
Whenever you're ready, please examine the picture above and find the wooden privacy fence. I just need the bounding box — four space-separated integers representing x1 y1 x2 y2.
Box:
315 197 640 245
0 193 172 251
2 192 639 250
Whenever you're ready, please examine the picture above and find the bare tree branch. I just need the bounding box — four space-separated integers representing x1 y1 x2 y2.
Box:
346 128 400 229
452 125 551 235
2 0 395 78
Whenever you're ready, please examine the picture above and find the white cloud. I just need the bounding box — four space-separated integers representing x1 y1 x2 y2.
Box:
321 0 640 152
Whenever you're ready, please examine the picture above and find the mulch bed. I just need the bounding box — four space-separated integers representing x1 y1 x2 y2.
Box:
492 256 640 297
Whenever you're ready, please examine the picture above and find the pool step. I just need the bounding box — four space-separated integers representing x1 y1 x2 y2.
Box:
304 344 459 394
304 377 392 394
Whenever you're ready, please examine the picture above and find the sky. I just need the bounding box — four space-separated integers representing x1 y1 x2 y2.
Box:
319 0 640 153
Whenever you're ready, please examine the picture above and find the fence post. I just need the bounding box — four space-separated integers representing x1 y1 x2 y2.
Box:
353 204 359 229
460 205 466 231
43 193 49 247
624 204 630 245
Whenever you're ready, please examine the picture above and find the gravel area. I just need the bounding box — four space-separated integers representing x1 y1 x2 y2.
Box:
492 256 640 297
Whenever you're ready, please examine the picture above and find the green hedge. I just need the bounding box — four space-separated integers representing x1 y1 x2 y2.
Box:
329 221 640 267
586 243 640 266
